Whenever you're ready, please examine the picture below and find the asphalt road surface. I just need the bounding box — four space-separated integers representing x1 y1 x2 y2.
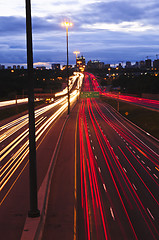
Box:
76 97 159 240
0 72 158 240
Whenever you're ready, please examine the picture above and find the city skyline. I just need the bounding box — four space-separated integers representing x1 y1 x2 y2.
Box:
1 0 159 67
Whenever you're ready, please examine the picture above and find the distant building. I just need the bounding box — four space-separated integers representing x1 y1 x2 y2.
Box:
105 64 110 68
153 59 159 69
87 60 104 69
126 61 131 68
76 56 86 71
61 65 72 70
139 61 145 69
51 64 60 70
1 65 5 69
145 59 152 68
36 66 46 70
134 61 139 68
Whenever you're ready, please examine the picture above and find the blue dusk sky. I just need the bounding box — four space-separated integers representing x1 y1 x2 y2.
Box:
0 0 159 68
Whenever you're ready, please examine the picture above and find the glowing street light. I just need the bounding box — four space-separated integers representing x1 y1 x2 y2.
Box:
62 21 73 114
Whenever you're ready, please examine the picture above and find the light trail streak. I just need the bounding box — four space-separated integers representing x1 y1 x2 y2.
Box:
78 74 158 239
125 146 159 190
92 100 159 205
0 97 67 144
87 99 138 239
79 102 108 240
0 147 29 191
92 100 159 185
118 146 159 237
0 87 82 194
55 72 83 97
90 99 159 238
0 98 28 108
0 117 46 162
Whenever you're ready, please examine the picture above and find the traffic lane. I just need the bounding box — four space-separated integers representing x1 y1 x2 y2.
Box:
0 99 67 180
0 90 79 203
0 103 65 199
101 93 159 111
95 100 159 238
78 100 137 239
95 101 159 190
0 110 67 239
98 101 159 154
84 100 138 239
97 101 159 195
93 100 159 204
42 103 79 240
81 98 158 239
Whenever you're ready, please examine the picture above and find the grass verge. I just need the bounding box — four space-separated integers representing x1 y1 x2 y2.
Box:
101 96 159 140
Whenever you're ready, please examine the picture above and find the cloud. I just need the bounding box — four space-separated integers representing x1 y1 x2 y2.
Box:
72 1 143 25
0 17 25 36
82 21 155 33
1 0 159 66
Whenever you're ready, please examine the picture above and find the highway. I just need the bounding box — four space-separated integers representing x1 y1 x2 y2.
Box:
0 71 159 239
86 72 159 111
76 73 159 239
0 72 83 239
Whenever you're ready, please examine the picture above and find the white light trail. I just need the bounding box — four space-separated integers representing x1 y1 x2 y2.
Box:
0 80 83 192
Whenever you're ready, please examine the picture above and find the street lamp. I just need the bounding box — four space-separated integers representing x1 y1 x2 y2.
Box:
73 51 80 66
62 21 73 115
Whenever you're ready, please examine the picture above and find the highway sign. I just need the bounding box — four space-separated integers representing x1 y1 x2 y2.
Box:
80 91 99 98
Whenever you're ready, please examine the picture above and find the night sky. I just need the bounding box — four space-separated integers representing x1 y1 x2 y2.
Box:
1 0 159 67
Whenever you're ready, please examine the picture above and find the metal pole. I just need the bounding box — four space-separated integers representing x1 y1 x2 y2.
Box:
25 0 40 218
66 26 70 115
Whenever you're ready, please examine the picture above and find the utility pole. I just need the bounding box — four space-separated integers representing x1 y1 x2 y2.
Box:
25 0 40 218
66 26 70 114
62 21 72 115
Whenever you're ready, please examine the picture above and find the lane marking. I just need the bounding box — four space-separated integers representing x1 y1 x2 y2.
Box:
147 208 155 220
103 183 107 192
153 174 158 179
103 105 159 158
110 207 115 220
147 166 151 171
133 184 137 191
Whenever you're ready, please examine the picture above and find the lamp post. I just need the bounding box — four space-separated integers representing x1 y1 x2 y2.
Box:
73 51 80 66
62 21 73 115
25 0 40 218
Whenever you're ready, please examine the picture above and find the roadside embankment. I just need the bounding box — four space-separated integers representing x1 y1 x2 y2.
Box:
101 96 159 140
